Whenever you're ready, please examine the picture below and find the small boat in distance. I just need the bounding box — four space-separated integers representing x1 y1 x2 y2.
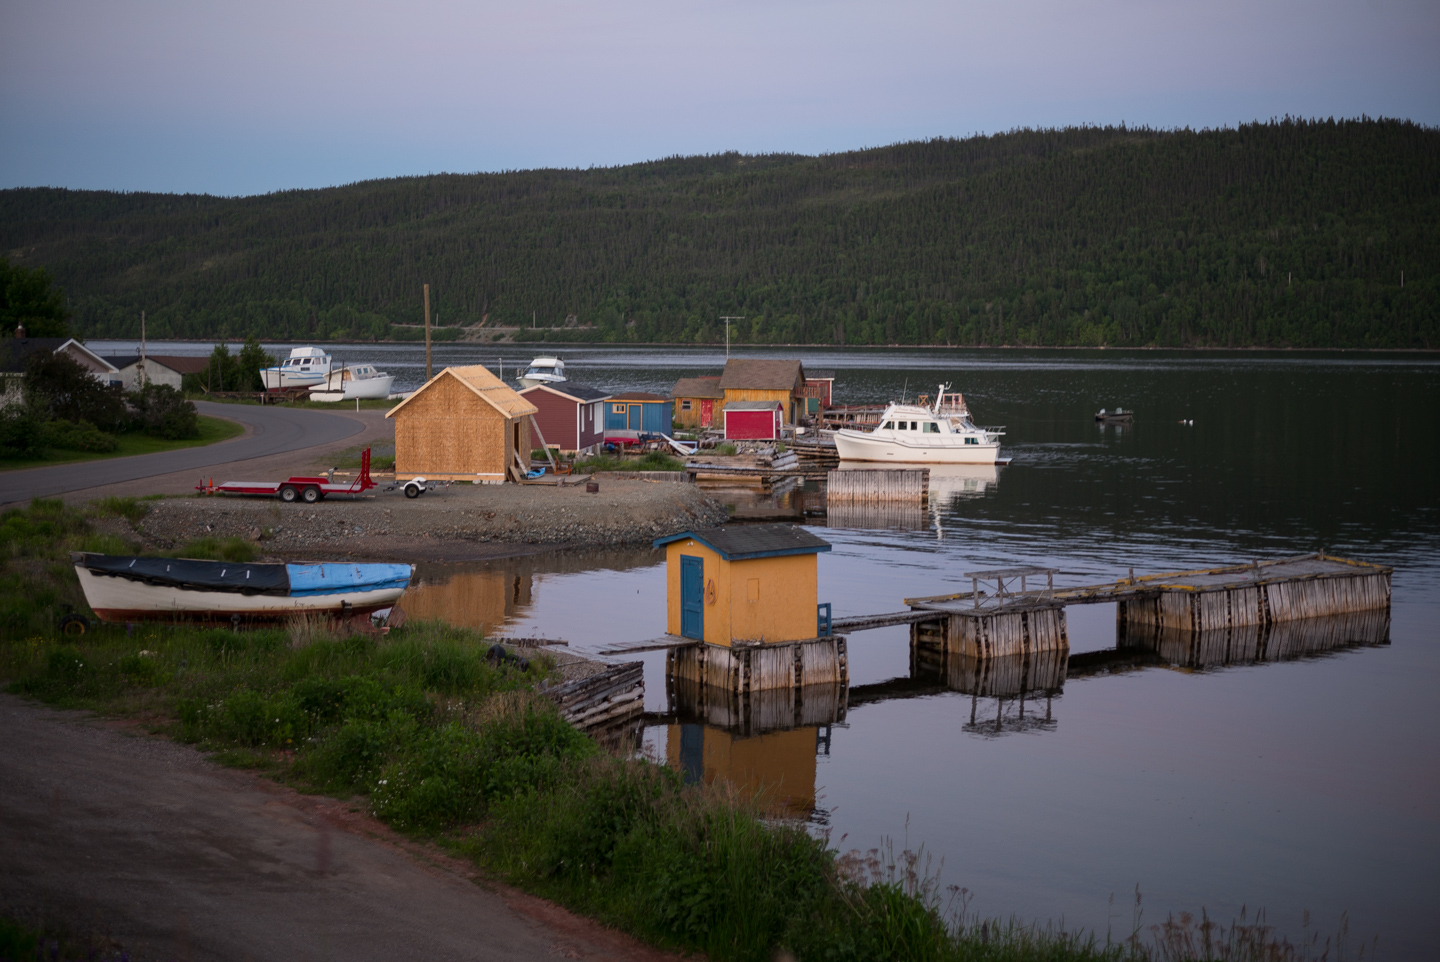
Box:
516 357 566 388
72 553 413 624
1095 407 1134 422
309 362 395 401
261 347 333 391
833 384 1005 464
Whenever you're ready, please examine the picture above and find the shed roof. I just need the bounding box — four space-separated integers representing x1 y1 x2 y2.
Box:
718 359 805 391
386 364 538 420
102 354 207 375
654 524 832 560
611 391 667 402
519 382 610 403
724 400 784 412
806 371 836 380
670 376 724 399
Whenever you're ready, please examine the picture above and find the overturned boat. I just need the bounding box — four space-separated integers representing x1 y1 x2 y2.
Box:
72 553 413 623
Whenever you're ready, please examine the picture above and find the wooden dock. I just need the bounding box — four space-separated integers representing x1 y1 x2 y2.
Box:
826 468 929 504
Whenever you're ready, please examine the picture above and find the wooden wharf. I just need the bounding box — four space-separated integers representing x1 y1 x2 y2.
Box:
826 468 928 504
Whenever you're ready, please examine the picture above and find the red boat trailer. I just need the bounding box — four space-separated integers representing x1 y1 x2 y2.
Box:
198 448 377 503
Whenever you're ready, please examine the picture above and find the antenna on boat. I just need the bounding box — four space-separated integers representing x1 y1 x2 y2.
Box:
901 379 908 404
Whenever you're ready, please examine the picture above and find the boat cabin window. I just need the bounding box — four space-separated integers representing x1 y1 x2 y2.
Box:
965 437 978 445
923 422 939 433
881 421 893 430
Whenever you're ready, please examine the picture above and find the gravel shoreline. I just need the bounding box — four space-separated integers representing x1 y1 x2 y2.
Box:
129 479 730 561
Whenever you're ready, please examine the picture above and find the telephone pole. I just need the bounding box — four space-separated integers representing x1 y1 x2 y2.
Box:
423 284 432 380
719 316 744 358
139 310 148 388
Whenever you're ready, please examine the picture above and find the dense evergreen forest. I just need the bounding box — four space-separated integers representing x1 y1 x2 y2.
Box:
1 119 1435 348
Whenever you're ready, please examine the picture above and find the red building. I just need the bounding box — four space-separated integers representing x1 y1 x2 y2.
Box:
723 400 784 441
518 383 611 454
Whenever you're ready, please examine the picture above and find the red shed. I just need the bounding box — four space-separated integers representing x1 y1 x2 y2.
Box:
517 383 611 454
723 400 784 441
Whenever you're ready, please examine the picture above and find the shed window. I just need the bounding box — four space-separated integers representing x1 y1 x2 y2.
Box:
681 400 692 411
613 404 627 414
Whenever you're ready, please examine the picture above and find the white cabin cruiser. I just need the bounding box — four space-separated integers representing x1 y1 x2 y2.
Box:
309 362 395 401
516 357 566 388
261 347 333 391
833 385 1004 464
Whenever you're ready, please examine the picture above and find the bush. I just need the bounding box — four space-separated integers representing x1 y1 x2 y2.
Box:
0 398 48 459
42 418 118 452
128 383 199 439
24 351 128 431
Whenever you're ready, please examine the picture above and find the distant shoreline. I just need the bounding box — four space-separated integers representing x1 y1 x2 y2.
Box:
78 337 1440 354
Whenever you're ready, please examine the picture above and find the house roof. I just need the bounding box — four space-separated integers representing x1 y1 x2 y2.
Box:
518 382 611 403
386 364 538 420
718 358 805 391
724 400 784 412
653 524 832 560
0 337 66 373
805 371 836 380
611 391 667 402
57 339 118 373
150 355 212 375
670 376 724 399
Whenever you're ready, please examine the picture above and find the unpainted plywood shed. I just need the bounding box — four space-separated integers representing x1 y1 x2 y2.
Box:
386 364 538 482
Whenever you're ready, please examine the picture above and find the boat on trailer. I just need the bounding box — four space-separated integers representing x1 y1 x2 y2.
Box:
833 384 1005 464
72 553 414 624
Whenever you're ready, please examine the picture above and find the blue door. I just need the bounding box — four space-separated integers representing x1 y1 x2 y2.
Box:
680 555 704 640
628 403 643 430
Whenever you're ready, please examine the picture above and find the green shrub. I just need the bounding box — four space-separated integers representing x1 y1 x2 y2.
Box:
42 418 118 452
128 383 200 439
0 398 48 459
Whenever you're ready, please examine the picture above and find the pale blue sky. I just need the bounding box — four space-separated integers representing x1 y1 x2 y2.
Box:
2 0 1436 196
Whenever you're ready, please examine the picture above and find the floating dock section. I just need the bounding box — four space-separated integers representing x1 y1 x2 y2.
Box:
666 637 848 693
826 468 929 504
1112 554 1391 631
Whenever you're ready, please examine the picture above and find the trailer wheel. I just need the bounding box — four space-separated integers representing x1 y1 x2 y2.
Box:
404 482 421 499
279 485 298 503
58 613 88 636
301 485 321 504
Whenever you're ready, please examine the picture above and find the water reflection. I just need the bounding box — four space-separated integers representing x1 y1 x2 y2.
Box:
826 462 1002 532
661 679 845 816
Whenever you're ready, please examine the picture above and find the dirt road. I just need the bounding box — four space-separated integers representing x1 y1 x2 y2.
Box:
0 693 678 961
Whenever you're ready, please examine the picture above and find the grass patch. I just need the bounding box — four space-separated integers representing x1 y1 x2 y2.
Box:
164 536 259 562
330 442 397 471
0 498 1352 962
573 450 685 473
0 415 243 471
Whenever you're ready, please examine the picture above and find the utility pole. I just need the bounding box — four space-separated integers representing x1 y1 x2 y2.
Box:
139 310 148 388
423 284 432 380
719 316 744 358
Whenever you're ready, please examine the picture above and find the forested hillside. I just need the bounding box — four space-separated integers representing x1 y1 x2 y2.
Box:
1 118 1435 348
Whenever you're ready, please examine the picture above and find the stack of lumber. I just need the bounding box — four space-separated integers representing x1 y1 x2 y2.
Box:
686 447 802 482
545 662 644 729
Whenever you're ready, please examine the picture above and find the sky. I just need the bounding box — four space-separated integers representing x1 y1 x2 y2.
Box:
2 0 1437 197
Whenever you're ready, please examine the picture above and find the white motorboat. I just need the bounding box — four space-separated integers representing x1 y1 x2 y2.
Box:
309 362 395 401
516 357 566 388
261 346 333 390
833 384 1004 464
72 553 413 624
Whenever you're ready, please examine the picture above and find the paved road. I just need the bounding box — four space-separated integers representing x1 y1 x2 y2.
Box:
0 402 366 506
0 694 675 962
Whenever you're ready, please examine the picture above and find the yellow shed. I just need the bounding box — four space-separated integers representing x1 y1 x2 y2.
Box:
654 524 832 646
666 724 818 815
385 364 539 482
718 358 807 425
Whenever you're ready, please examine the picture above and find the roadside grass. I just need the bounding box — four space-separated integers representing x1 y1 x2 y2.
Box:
0 415 244 472
330 442 398 472
0 498 1359 962
574 450 685 473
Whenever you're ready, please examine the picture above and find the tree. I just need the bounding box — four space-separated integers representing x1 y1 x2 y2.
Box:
24 351 128 431
0 258 70 338
128 383 199 439
235 337 274 391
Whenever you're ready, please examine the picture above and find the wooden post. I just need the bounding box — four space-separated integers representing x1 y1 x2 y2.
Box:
529 414 558 473
423 283 432 380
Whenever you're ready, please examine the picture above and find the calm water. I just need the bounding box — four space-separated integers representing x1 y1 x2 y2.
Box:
98 342 1440 955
